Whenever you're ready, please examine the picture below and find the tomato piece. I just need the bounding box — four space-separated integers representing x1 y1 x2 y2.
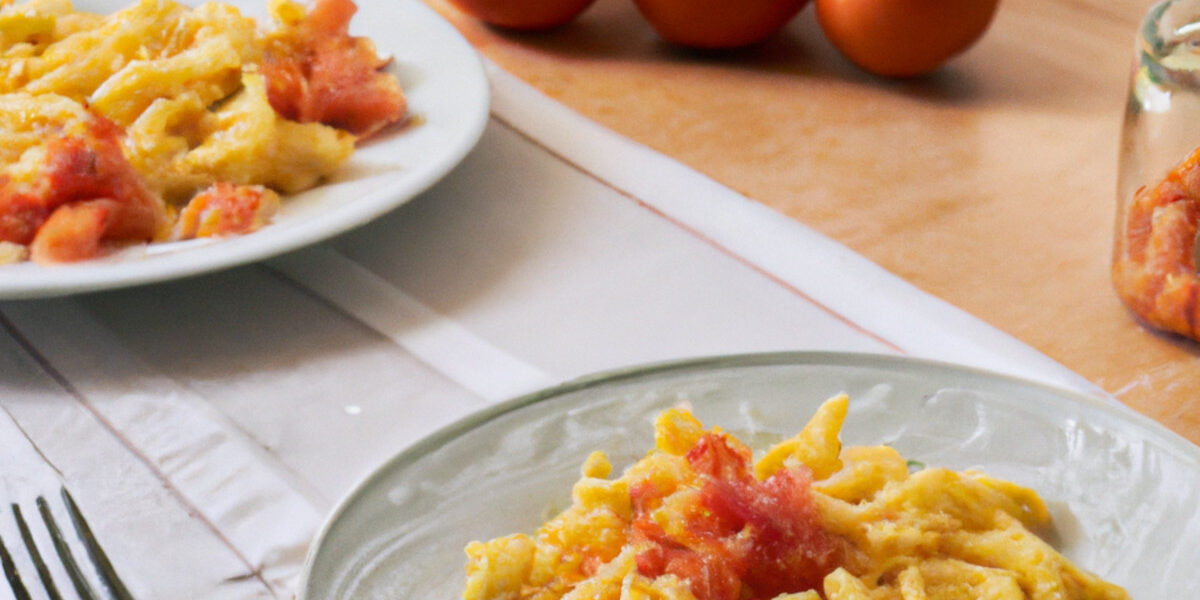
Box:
631 433 842 600
631 0 810 49
816 0 999 77
0 179 48 246
445 0 598 31
1 115 167 263
263 0 407 138
29 200 118 263
174 183 280 240
686 430 753 482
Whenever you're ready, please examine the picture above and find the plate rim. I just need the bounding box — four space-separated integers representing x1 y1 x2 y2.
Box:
297 350 1200 597
0 0 491 300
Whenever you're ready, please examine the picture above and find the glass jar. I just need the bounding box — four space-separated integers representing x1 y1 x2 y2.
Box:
1114 0 1200 342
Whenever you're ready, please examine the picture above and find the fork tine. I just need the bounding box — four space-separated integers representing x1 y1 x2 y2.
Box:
36 497 98 600
0 532 32 600
58 489 132 600
0 491 133 600
12 504 62 600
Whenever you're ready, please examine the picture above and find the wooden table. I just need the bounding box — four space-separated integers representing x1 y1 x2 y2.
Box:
420 0 1200 444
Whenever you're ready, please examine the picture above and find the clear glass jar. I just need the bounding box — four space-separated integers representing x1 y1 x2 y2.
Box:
1114 0 1200 341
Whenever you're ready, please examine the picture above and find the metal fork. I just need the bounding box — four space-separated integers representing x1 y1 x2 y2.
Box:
0 487 132 600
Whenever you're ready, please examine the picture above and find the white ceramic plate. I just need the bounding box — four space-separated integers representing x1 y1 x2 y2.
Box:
299 352 1200 599
0 0 489 299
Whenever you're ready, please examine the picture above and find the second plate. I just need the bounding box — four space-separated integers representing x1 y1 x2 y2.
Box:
0 0 490 299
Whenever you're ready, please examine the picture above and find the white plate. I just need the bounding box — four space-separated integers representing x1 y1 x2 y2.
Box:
299 352 1200 600
0 0 490 299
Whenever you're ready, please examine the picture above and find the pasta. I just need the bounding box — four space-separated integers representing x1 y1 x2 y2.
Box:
462 395 1129 600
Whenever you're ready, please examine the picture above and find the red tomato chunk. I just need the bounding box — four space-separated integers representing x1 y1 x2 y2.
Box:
632 433 842 600
262 0 407 138
0 116 166 263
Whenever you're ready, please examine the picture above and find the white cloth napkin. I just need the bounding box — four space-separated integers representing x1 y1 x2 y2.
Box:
0 59 1116 598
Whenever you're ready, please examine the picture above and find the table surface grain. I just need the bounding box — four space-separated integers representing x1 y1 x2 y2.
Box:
419 0 1200 444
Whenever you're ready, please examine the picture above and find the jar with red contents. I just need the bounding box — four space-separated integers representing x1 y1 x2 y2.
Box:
1114 0 1200 342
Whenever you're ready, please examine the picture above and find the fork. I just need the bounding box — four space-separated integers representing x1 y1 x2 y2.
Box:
0 487 132 600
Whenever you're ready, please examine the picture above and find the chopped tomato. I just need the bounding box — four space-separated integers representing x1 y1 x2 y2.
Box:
631 433 842 600
1114 145 1200 340
0 178 47 245
262 0 407 138
30 200 120 263
174 182 280 240
0 115 167 263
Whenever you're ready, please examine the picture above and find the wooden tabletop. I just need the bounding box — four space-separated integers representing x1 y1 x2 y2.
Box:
420 0 1200 445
